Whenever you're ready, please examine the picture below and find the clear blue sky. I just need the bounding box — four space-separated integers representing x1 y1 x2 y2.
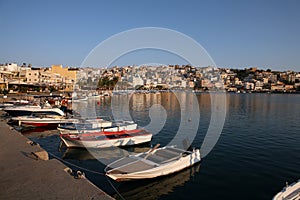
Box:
0 0 299 71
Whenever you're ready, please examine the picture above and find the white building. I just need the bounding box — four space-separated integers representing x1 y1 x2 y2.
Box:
244 82 255 90
181 80 187 88
132 76 144 87
5 63 19 72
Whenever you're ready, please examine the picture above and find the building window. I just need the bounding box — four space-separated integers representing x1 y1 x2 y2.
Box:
29 79 31 81
34 79 37 81
29 73 31 75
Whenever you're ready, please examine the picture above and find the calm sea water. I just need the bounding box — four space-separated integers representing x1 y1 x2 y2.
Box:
25 93 300 200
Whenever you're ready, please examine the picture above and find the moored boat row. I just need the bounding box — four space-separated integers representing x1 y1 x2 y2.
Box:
4 98 152 149
2 95 203 183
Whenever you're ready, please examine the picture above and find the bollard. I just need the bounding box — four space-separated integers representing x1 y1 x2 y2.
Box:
31 150 49 160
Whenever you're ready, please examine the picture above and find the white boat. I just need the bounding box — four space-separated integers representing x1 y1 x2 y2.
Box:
12 115 77 127
70 96 88 103
102 92 110 97
88 94 101 98
105 145 201 181
58 120 137 134
60 129 152 148
0 103 14 110
8 99 30 105
4 105 65 117
273 180 300 200
57 118 113 134
105 121 138 132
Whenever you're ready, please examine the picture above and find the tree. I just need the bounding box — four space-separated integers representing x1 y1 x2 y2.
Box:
98 76 119 90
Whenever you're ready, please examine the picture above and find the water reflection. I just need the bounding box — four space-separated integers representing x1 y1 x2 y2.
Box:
115 164 200 200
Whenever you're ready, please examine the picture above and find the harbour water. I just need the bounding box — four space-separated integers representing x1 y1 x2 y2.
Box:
21 92 300 200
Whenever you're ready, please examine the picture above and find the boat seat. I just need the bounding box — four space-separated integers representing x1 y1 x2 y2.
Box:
155 149 181 160
107 156 137 169
145 154 166 164
109 160 155 174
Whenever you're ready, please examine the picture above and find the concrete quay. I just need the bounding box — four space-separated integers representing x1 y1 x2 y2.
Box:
0 118 114 200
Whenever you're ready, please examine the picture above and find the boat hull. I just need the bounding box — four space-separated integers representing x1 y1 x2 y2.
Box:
0 103 14 110
58 123 137 134
21 122 60 128
273 180 300 200
105 147 201 181
4 106 64 117
60 130 152 148
12 116 76 127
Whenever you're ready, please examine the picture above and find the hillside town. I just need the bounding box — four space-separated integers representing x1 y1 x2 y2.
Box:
0 63 299 94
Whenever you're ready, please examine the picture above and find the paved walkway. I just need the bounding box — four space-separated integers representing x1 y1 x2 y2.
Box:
0 118 114 200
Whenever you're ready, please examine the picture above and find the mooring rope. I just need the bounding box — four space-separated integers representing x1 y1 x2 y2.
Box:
48 151 105 176
47 151 125 200
106 177 126 200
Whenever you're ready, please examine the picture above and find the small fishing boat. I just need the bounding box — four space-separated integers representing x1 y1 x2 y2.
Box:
0 103 14 110
105 145 201 181
57 118 113 134
12 115 77 127
58 120 137 134
273 180 300 200
101 120 138 132
7 99 30 105
4 105 65 117
69 96 88 103
88 94 101 98
60 129 152 148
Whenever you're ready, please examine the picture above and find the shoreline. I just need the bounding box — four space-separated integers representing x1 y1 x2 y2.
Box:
0 90 299 100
